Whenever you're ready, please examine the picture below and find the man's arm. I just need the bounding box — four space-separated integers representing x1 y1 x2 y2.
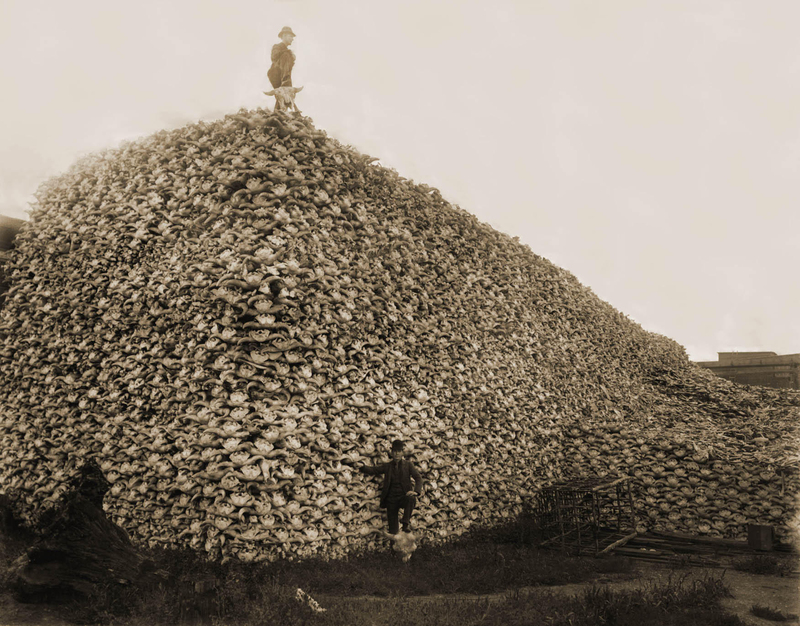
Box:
270 43 285 63
359 462 388 476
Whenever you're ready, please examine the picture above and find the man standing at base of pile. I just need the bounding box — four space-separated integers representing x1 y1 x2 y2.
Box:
359 439 424 535
268 26 296 88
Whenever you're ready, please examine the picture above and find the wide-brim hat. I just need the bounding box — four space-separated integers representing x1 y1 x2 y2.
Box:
279 26 296 38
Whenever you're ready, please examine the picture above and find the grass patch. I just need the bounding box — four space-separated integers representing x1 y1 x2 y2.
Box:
0 540 747 626
293 572 745 626
90 570 744 626
263 540 636 597
731 554 796 577
0 507 697 625
750 604 798 622
0 535 636 625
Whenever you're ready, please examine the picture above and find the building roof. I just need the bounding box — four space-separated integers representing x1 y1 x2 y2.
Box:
696 352 800 367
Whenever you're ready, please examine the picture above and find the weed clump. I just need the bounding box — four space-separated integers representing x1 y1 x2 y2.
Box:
489 573 744 626
732 554 796 577
319 572 746 626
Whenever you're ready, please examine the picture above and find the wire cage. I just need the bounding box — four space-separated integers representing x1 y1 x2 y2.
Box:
531 476 638 555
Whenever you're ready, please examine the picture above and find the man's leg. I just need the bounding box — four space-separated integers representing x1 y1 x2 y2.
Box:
386 499 401 535
401 494 416 532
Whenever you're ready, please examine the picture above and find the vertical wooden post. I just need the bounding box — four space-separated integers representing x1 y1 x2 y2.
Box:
627 479 637 530
592 490 599 554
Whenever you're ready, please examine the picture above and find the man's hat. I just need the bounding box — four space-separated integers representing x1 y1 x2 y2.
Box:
279 26 296 38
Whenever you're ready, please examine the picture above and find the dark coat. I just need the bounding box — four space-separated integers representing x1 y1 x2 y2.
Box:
360 459 423 509
268 42 295 88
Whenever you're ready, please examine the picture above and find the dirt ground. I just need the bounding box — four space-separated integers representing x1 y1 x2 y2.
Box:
715 569 799 625
537 562 800 626
0 595 71 626
0 558 797 625
317 556 800 626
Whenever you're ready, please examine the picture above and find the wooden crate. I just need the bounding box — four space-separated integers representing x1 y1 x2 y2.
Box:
533 476 637 556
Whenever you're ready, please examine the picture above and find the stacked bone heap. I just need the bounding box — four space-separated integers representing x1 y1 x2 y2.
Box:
0 108 797 563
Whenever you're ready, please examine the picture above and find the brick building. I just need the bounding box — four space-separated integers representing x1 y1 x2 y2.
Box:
696 352 800 390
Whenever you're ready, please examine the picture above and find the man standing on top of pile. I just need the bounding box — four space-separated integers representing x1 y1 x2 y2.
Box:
268 26 296 89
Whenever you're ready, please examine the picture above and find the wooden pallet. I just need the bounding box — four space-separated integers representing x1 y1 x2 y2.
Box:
604 530 794 566
541 527 795 566
636 530 794 554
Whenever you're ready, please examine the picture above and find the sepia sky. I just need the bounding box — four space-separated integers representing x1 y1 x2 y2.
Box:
1 0 799 362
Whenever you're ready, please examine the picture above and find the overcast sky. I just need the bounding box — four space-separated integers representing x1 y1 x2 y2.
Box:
1 0 799 362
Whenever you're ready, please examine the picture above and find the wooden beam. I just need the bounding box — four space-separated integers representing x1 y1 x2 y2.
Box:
599 531 638 555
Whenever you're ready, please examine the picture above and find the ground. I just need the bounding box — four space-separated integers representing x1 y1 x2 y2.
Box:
715 568 798 625
3 555 795 626
528 563 800 626
313 559 799 626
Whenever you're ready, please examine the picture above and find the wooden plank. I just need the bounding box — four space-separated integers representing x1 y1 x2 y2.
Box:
589 477 628 492
616 554 682 564
627 540 718 556
649 530 750 549
599 531 638 555
626 533 774 558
